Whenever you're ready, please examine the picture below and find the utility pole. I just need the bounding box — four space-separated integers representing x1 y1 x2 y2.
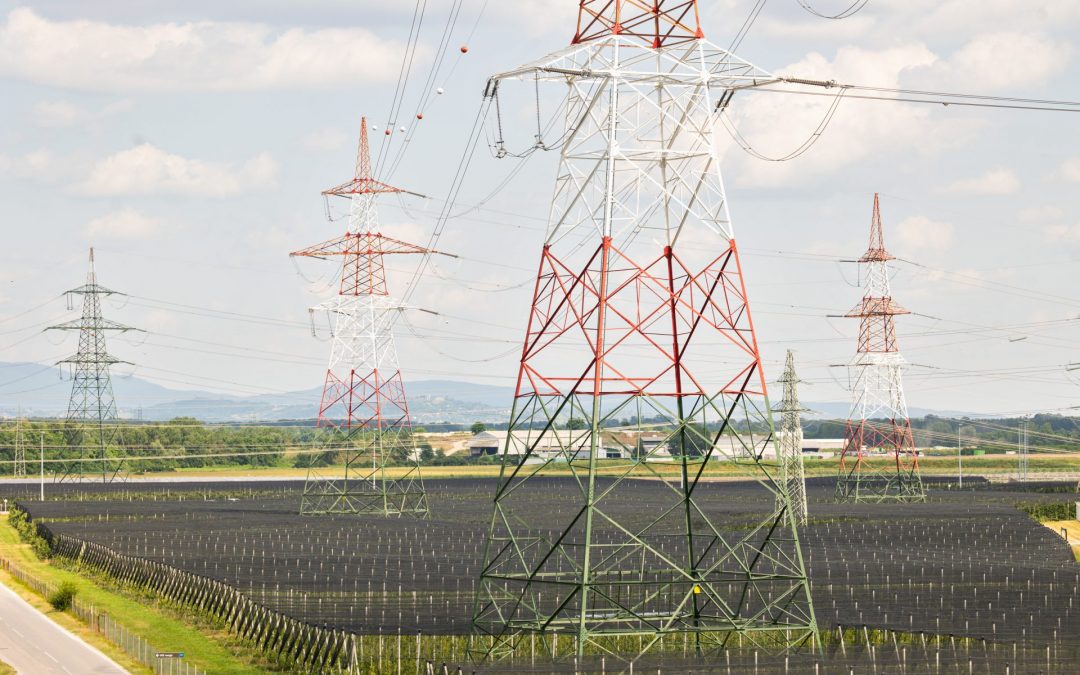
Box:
46 249 139 482
39 432 44 501
471 1 816 662
957 424 962 489
1019 421 1028 481
292 117 431 517
836 194 924 503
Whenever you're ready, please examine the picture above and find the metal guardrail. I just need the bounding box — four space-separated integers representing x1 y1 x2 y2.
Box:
0 555 205 675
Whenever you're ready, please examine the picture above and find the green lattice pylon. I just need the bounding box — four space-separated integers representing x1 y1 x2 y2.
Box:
470 13 817 663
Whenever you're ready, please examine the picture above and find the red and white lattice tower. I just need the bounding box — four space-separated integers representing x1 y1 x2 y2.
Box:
471 1 817 662
291 117 429 516
835 194 924 502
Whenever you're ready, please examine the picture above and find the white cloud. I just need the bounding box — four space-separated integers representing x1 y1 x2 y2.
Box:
32 98 133 127
84 209 161 239
79 143 278 197
33 100 81 127
943 168 1020 195
1057 158 1080 183
919 32 1070 90
1044 223 1080 245
300 127 351 153
0 148 61 180
0 8 417 92
488 0 580 39
1018 205 1063 223
895 215 954 253
755 15 876 41
722 44 975 186
912 0 1080 38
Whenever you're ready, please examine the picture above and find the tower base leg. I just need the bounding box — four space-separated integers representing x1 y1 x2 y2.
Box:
299 428 429 517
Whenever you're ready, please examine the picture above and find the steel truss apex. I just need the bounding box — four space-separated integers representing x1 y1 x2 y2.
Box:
573 1 704 49
322 117 424 199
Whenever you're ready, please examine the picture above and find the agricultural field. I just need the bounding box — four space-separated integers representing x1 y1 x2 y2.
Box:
8 477 1080 673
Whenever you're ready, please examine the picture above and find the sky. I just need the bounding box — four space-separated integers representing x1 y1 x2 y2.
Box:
1 0 1079 417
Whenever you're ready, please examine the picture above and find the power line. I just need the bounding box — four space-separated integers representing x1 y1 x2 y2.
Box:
754 84 1080 114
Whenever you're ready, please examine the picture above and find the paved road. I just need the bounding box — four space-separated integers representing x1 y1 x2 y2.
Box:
0 582 127 674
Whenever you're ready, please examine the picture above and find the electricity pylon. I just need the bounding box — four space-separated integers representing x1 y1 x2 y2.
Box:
775 351 808 525
293 117 430 517
471 1 817 663
835 194 924 502
13 411 26 478
47 249 138 482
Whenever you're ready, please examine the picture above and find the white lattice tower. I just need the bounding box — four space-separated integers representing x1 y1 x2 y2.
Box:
471 8 817 662
292 117 429 516
836 194 924 502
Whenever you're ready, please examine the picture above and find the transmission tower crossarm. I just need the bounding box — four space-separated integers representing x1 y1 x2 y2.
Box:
845 296 909 318
57 354 129 365
46 317 139 332
290 232 434 258
63 283 122 296
486 38 775 88
322 178 425 199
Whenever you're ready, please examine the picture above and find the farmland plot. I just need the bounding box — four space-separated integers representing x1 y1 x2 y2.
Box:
16 477 1080 673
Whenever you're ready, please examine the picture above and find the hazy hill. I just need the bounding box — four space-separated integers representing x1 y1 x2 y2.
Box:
0 362 970 423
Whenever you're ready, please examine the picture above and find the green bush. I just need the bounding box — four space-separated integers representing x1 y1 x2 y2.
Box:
1017 501 1076 522
8 509 50 559
47 581 77 611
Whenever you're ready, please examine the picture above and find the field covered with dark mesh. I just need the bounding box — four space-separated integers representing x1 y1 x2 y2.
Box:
14 476 1080 672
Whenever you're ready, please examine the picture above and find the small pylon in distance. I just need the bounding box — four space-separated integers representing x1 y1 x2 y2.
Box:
775 350 808 524
47 249 139 483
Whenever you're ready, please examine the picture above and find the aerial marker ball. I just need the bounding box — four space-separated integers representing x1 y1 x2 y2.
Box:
460 45 468 53
436 87 444 95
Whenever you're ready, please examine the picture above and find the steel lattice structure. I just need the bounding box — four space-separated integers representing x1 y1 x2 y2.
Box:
47 249 137 482
835 194 924 502
774 351 807 525
471 1 817 663
293 117 429 517
13 413 26 478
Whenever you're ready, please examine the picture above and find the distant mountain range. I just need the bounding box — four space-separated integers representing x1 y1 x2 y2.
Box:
0 361 973 423
0 362 514 423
